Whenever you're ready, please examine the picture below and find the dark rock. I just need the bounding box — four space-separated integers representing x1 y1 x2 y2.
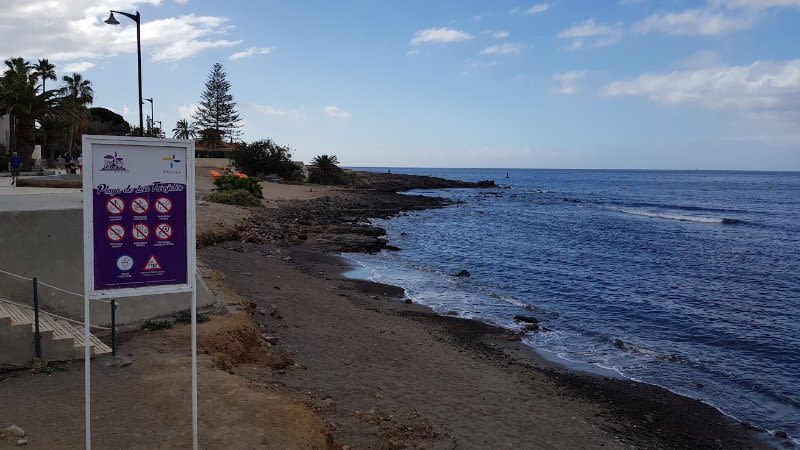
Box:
446 310 458 316
384 245 401 251
774 431 789 439
404 299 413 304
513 315 538 324
454 270 471 277
613 339 625 349
523 323 539 332
262 335 279 345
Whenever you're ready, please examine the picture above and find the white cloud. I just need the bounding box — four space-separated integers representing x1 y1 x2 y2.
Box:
553 71 586 95
557 19 622 49
230 47 272 61
492 31 510 39
406 49 419 56
175 0 189 4
525 3 551 15
62 61 94 73
633 9 754 35
600 60 800 113
710 0 800 9
409 27 473 46
480 43 522 56
177 103 199 119
0 2 239 64
510 3 551 15
323 105 350 119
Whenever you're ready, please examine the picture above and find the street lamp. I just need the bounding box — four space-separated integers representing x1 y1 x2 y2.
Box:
143 97 153 135
104 10 143 137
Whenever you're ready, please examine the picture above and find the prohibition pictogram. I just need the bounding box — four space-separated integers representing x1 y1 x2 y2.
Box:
131 197 149 214
106 197 125 215
154 197 173 214
106 224 125 242
155 222 173 240
131 223 150 241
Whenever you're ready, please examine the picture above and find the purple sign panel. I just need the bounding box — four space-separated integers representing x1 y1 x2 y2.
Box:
89 145 189 291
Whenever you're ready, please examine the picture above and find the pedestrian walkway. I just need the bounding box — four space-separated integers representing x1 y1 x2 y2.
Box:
0 177 82 211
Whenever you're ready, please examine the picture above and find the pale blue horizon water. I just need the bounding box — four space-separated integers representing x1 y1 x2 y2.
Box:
344 167 800 441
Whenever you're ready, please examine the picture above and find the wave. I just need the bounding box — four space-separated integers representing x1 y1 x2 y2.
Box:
612 208 745 224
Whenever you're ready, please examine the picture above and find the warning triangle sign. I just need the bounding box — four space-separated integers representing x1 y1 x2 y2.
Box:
143 255 162 271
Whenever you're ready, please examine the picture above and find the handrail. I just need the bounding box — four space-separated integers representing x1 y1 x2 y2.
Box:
0 298 110 330
0 268 111 303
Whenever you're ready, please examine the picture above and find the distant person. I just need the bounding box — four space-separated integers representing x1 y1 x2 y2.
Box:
8 151 22 186
56 155 66 174
77 155 83 174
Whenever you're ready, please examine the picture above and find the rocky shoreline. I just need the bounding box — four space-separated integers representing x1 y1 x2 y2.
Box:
199 171 778 449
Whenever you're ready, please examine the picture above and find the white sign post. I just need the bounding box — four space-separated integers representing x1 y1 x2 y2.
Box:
81 135 197 449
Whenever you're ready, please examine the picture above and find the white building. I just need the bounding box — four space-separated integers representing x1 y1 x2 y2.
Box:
0 114 10 151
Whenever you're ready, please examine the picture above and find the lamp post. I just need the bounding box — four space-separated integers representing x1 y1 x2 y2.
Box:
143 97 154 136
104 10 143 137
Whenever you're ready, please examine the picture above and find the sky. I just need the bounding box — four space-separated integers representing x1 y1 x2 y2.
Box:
2 0 800 170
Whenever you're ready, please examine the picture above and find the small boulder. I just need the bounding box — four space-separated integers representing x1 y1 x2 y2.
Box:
446 311 458 316
262 335 279 345
513 315 538 324
2 426 25 439
404 299 413 304
454 270 470 277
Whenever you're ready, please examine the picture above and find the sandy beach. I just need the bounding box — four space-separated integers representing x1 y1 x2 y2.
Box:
0 161 776 449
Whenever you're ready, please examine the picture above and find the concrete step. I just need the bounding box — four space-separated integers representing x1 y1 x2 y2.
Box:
0 300 111 365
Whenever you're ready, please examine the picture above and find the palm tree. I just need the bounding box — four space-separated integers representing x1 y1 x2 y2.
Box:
0 57 57 152
310 154 344 185
58 73 93 155
33 58 56 93
172 119 196 139
60 73 93 105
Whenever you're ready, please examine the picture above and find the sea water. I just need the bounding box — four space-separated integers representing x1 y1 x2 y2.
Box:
344 168 800 439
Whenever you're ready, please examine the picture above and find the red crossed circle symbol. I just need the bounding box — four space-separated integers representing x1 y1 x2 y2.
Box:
106 224 125 242
131 197 149 214
154 197 173 214
155 222 173 240
131 223 149 241
106 197 125 215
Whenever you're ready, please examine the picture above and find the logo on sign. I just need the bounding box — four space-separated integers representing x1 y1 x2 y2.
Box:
106 224 125 242
130 197 149 215
162 154 182 174
100 152 128 172
131 223 149 241
155 222 173 241
106 197 125 215
154 197 173 214
143 255 162 271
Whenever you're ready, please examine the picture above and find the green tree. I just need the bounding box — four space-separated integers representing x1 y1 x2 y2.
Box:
33 58 56 93
88 107 131 136
58 73 94 155
309 154 345 185
231 139 295 177
172 119 196 139
192 63 241 145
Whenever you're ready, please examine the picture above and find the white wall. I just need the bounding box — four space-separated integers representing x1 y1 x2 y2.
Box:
0 115 9 150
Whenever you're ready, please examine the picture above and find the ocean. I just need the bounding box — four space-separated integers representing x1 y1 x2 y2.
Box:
343 168 800 440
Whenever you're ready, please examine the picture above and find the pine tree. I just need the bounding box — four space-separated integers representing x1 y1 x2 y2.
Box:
192 63 241 144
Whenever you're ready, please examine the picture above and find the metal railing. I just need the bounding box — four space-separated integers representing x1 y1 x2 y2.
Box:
0 268 116 358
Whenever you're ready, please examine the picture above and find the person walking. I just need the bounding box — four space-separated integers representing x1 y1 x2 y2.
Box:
8 151 22 186
56 155 66 174
77 154 83 174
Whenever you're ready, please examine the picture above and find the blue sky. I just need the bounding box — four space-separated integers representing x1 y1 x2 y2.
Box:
3 0 800 170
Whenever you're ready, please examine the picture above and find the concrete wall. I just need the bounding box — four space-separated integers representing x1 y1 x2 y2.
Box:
0 206 215 325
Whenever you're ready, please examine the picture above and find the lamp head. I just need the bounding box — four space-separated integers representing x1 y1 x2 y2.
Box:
104 12 120 25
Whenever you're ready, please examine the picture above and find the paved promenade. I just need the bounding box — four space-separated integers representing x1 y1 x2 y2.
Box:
0 177 82 211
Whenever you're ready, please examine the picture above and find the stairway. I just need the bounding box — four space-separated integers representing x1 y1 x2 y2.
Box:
0 300 112 366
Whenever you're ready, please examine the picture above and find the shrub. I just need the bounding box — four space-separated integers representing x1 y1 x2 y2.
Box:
205 189 261 206
213 175 263 198
141 319 172 331
231 139 297 178
174 310 210 324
